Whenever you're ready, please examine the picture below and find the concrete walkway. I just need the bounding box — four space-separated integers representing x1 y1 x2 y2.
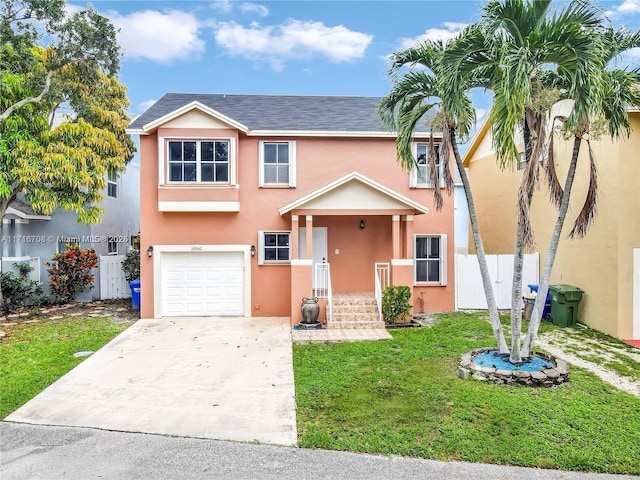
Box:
2 423 637 480
5 317 297 446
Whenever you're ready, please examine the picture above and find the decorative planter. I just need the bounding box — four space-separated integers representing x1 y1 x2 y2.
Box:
300 297 321 328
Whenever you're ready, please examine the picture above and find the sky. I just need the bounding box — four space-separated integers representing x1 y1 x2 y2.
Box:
66 0 640 121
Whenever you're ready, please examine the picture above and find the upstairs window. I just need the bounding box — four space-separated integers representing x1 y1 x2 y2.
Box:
410 142 442 188
168 140 231 183
107 172 118 198
259 141 296 187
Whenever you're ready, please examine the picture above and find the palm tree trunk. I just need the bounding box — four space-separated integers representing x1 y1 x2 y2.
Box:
451 133 509 353
522 135 581 357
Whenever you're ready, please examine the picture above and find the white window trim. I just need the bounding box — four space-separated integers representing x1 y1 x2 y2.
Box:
258 140 296 188
107 236 118 255
413 233 447 286
409 142 443 189
163 137 237 186
257 230 292 265
107 173 118 198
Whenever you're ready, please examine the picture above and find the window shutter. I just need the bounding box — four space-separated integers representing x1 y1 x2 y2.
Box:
257 231 265 265
258 141 265 187
288 141 297 188
439 233 448 286
409 142 418 188
229 138 237 186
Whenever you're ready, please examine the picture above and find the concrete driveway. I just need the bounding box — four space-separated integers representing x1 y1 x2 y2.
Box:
5 316 297 446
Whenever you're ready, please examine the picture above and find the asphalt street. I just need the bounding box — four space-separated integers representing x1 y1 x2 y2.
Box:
2 423 638 480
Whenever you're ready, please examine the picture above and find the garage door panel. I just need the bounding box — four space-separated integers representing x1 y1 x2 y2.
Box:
161 251 245 317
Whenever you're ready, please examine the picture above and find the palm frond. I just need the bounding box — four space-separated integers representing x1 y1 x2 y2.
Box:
569 138 598 238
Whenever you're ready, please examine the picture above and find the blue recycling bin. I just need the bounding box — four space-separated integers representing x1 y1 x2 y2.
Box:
129 279 141 310
528 284 551 319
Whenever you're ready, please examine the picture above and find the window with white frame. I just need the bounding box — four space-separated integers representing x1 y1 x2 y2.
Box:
107 236 118 255
257 231 291 265
517 151 527 171
410 142 441 187
168 140 231 183
414 234 447 285
259 141 296 187
107 172 117 198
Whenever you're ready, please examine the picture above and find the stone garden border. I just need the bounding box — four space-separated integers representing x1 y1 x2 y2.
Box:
457 347 569 387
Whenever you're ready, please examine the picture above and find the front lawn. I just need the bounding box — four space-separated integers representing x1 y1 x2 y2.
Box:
293 312 640 474
0 316 132 418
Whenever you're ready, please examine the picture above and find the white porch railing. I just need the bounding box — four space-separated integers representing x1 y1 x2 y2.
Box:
374 262 390 322
314 263 332 323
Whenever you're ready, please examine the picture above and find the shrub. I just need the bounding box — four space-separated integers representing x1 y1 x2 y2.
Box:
46 244 98 303
0 263 46 311
382 285 413 325
121 249 140 282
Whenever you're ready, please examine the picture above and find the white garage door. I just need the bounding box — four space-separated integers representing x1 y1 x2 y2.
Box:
162 251 244 316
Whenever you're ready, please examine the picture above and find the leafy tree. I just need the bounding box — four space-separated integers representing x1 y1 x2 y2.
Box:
0 0 135 304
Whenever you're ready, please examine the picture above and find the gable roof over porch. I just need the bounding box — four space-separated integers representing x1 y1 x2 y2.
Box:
279 172 429 216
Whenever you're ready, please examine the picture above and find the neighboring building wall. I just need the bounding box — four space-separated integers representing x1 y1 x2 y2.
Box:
91 156 141 257
139 128 455 319
465 113 640 339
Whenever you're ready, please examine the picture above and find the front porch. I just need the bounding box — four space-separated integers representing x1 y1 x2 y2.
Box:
280 172 430 328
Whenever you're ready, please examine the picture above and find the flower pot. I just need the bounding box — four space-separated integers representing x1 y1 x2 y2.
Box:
300 297 320 325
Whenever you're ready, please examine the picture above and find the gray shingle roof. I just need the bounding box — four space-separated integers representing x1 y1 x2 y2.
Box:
128 93 433 133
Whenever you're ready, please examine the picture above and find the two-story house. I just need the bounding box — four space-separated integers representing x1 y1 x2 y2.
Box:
127 94 456 325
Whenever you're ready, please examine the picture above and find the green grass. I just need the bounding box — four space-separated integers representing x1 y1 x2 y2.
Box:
293 312 640 474
0 317 132 418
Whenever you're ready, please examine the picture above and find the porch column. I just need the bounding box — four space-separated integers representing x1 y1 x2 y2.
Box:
404 215 414 259
14 220 24 257
305 215 313 259
291 215 299 260
392 215 401 259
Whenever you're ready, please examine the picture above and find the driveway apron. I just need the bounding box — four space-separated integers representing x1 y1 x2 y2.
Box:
5 317 298 446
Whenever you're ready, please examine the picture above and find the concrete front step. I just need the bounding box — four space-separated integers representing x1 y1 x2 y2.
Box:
331 312 380 323
331 306 379 315
326 320 386 330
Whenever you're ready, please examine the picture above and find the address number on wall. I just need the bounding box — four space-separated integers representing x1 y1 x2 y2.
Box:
190 246 203 251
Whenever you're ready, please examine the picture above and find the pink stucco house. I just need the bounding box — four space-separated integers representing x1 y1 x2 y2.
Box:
127 94 455 326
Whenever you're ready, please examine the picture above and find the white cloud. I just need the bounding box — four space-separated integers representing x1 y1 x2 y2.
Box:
214 19 373 70
210 0 233 14
109 10 206 63
240 3 269 17
398 22 467 50
139 99 158 113
607 0 640 16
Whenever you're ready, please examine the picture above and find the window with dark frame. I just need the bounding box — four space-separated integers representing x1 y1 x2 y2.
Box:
415 235 442 283
168 140 230 183
263 232 290 262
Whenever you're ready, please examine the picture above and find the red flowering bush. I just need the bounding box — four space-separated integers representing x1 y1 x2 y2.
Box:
46 244 99 303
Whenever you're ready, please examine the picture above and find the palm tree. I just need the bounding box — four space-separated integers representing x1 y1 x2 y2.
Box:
377 38 509 353
447 0 606 362
521 28 640 357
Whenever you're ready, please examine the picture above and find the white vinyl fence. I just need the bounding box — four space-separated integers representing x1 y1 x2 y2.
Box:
99 255 130 300
455 253 539 310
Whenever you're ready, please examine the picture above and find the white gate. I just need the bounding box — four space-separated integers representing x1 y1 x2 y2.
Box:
455 253 539 309
99 255 130 300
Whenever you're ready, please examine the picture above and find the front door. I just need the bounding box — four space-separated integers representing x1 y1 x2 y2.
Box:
299 227 328 290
